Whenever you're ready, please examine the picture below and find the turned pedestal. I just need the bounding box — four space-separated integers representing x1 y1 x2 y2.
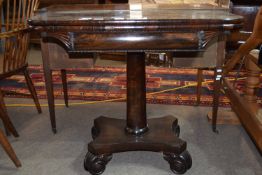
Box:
84 53 192 175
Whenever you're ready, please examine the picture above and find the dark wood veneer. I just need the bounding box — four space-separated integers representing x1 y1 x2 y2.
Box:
29 4 243 174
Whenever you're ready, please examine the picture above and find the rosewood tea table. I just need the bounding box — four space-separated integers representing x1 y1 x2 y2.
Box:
29 3 242 174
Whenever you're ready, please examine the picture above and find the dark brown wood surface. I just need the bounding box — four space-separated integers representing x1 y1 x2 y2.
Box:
30 4 243 174
30 4 242 26
29 4 243 54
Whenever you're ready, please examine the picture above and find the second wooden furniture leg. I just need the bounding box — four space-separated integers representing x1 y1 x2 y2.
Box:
23 68 42 114
212 34 226 132
0 90 19 137
41 41 57 134
0 129 21 167
44 70 56 133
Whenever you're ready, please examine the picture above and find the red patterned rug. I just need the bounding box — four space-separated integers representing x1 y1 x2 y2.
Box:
0 65 257 107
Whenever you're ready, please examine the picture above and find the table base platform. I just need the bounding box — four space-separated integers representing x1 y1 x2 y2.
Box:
84 115 192 174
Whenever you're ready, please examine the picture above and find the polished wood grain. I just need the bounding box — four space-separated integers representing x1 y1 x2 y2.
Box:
89 115 185 154
29 4 242 54
30 3 243 174
30 4 242 26
126 53 147 134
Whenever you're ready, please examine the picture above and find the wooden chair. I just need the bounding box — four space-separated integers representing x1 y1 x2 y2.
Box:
0 0 41 99
0 0 42 166
212 6 262 152
0 0 42 135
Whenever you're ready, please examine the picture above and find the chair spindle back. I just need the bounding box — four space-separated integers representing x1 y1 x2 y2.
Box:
0 0 39 76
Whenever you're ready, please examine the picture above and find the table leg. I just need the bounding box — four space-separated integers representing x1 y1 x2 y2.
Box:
41 40 57 134
84 52 192 175
211 34 226 133
212 68 222 133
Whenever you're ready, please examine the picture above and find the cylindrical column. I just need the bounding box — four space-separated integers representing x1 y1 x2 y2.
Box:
126 52 148 135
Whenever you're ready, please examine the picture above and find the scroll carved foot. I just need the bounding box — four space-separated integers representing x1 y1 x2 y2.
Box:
84 152 112 175
172 120 180 137
163 150 192 174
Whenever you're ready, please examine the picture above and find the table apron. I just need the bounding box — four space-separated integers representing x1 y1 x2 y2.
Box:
40 31 221 53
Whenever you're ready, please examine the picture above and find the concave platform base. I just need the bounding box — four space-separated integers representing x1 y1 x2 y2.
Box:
84 115 192 175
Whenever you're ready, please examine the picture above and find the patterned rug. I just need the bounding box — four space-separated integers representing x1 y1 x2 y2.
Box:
0 65 258 107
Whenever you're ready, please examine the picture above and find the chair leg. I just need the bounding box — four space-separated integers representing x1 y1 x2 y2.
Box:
0 129 21 167
43 69 57 134
0 91 19 137
23 68 42 114
0 93 11 136
61 69 69 107
196 69 203 106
